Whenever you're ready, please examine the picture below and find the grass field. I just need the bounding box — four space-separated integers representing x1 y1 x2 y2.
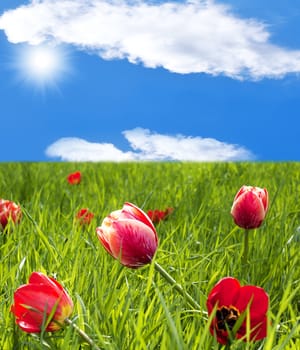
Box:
0 162 299 349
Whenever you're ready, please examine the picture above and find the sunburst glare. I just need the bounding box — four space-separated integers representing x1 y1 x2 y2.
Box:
10 44 72 92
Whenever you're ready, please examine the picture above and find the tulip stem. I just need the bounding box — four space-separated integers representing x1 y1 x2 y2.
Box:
154 261 204 312
65 318 101 350
242 229 249 265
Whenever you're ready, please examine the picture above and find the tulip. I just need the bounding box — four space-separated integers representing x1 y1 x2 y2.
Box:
96 202 158 268
206 277 269 345
11 272 73 333
97 203 203 311
231 186 268 229
76 208 94 225
147 207 174 224
0 198 22 230
67 171 81 185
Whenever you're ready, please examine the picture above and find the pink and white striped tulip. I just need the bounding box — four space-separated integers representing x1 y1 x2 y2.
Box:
96 202 158 268
231 186 268 229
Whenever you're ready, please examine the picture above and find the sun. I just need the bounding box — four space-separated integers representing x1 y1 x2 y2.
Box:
26 46 60 78
11 44 71 92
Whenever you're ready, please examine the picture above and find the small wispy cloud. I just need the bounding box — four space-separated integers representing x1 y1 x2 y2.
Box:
1 0 300 79
45 128 254 161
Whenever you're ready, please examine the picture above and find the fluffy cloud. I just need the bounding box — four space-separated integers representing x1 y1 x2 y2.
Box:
1 0 300 79
45 128 254 161
45 138 136 161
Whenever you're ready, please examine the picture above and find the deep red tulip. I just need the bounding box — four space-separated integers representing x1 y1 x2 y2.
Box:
0 199 22 230
231 186 268 229
11 272 73 333
96 202 158 268
147 207 174 224
76 208 94 225
67 171 81 185
206 277 269 345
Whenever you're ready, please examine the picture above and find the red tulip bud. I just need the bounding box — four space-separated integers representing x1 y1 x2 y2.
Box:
0 199 22 230
76 208 94 225
67 171 81 185
11 272 73 333
231 186 268 229
147 207 174 224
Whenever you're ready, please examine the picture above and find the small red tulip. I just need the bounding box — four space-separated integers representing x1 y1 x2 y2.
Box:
67 171 81 185
76 208 94 225
0 199 22 230
147 207 174 224
231 186 268 229
11 272 73 333
206 277 269 345
96 202 158 268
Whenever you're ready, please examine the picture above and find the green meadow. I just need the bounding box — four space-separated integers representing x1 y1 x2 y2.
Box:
0 162 299 349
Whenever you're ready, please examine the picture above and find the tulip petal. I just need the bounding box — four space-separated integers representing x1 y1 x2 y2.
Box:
233 186 249 201
260 188 269 211
28 272 73 309
236 315 268 341
16 320 43 333
109 219 158 268
234 285 269 340
206 277 240 314
14 284 60 312
29 272 60 289
12 285 60 332
96 226 114 256
123 203 157 239
234 285 269 317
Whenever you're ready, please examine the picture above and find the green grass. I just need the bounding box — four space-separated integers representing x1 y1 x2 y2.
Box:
0 162 299 349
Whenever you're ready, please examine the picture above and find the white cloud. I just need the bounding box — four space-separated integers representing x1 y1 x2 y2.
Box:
45 137 136 161
45 128 254 161
1 0 300 79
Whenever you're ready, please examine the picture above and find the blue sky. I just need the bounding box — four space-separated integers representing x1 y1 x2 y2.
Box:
0 0 300 162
